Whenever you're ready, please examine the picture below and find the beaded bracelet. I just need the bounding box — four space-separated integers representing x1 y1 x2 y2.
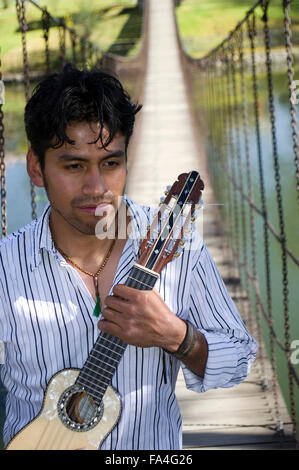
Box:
164 320 198 360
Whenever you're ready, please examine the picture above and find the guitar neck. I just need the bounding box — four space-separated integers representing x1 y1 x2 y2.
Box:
76 264 159 406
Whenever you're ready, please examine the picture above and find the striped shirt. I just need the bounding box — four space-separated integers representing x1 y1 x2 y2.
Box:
0 195 257 449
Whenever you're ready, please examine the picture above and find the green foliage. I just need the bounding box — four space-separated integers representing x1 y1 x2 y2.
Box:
0 0 142 73
176 0 299 57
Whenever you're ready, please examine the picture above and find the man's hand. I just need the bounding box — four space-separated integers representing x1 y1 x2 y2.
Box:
97 284 186 352
98 284 209 378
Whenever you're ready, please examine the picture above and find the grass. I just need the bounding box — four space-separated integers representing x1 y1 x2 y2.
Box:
175 0 299 57
0 0 143 74
0 0 143 157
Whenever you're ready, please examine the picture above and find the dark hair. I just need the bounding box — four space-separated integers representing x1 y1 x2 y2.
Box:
24 63 142 170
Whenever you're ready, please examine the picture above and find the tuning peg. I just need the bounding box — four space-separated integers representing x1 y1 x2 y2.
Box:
180 239 185 246
174 245 184 258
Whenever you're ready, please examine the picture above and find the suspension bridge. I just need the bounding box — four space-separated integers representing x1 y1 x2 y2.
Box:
0 0 298 450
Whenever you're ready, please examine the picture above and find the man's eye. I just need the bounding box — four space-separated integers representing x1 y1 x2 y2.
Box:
65 163 82 170
104 160 119 168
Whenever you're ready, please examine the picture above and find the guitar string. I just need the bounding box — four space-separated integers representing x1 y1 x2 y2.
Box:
35 247 162 444
149 174 201 272
59 197 195 431
74 173 203 413
75 267 162 430
75 175 199 412
142 172 202 271
42 177 202 443
150 172 202 271
77 267 156 404
83 274 154 393
78 273 154 396
78 268 153 391
141 171 195 266
71 266 133 411
78 334 126 391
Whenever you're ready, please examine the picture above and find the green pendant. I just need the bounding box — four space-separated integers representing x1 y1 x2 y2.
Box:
93 295 101 318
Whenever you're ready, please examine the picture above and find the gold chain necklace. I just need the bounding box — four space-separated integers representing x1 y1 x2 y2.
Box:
54 238 116 318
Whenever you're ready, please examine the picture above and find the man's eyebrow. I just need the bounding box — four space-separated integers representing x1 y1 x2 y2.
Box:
57 150 125 161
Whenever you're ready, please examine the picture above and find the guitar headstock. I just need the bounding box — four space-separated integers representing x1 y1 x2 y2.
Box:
137 171 204 274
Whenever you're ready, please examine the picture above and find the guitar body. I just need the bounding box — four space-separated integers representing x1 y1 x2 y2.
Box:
6 369 121 450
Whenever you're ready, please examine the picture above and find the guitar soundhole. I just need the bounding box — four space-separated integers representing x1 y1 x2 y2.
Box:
57 385 103 432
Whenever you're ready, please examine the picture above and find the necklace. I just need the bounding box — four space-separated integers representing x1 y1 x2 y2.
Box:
54 238 116 318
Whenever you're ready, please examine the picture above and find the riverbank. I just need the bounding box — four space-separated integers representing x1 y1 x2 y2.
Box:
175 0 299 59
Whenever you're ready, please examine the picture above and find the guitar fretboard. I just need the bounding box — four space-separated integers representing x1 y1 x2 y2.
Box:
76 264 159 406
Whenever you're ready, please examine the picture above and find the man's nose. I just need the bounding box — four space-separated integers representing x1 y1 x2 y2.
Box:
82 167 107 196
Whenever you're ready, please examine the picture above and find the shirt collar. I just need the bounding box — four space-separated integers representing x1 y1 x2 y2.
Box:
30 195 152 271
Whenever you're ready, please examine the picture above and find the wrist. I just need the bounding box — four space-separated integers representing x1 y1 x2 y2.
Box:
163 318 187 354
164 319 198 359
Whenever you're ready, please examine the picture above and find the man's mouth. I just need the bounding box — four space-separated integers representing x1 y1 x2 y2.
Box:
78 202 113 215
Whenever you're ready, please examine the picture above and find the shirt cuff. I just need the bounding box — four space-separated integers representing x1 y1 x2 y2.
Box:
181 329 241 393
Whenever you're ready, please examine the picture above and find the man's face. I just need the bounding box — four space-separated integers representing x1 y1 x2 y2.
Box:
33 121 127 237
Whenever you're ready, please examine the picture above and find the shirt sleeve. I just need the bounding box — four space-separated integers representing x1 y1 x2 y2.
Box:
0 276 6 366
181 242 258 393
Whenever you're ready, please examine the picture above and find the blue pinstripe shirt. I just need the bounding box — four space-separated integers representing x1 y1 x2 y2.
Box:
0 195 257 449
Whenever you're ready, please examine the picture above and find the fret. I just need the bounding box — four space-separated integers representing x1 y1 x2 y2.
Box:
127 276 155 289
83 364 113 381
75 376 106 401
89 350 120 363
80 388 101 405
125 265 158 290
77 368 108 390
93 337 124 357
78 370 109 391
76 369 109 391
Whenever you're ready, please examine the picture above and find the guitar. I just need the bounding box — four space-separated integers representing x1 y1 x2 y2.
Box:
6 170 204 450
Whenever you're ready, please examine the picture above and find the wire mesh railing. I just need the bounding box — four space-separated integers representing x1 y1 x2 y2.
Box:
176 0 299 445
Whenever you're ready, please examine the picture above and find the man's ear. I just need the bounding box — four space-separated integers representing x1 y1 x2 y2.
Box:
26 149 45 187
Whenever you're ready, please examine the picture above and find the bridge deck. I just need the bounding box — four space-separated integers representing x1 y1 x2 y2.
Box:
126 0 296 450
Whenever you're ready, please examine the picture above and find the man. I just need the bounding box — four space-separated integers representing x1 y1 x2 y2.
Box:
0 64 257 450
